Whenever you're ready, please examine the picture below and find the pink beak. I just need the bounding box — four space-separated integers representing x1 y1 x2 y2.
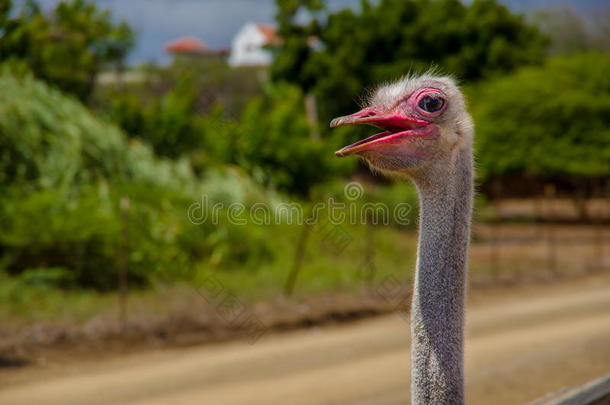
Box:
330 106 432 157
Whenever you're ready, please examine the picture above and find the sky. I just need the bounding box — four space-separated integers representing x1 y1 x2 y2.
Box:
31 0 608 65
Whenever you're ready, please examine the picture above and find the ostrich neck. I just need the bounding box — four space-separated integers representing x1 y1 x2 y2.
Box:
410 145 473 405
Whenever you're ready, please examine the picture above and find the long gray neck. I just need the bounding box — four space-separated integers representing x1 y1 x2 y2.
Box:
410 145 473 405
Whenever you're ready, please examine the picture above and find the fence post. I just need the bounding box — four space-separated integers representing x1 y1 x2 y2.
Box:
119 196 130 333
284 221 312 297
544 184 559 276
365 212 376 286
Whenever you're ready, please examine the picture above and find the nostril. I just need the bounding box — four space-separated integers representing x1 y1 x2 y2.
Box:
362 110 376 118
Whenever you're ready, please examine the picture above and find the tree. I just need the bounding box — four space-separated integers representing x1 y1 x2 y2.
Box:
235 83 348 197
0 0 134 101
272 0 549 127
109 76 206 159
470 52 610 190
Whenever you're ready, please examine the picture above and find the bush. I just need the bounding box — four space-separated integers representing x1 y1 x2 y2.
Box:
108 77 208 159
106 79 350 198
0 69 276 290
234 84 351 197
470 52 610 182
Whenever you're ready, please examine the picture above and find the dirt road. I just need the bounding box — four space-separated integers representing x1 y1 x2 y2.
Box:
1 275 609 405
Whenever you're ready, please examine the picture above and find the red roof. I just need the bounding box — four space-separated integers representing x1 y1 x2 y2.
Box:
164 37 212 54
255 24 280 45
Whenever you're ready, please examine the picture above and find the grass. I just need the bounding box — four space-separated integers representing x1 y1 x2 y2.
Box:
187 220 418 303
1 221 605 331
0 221 417 327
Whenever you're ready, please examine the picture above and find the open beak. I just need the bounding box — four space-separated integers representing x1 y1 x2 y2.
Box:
331 106 432 157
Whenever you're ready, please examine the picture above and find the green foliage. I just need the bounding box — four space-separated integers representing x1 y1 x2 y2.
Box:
471 52 610 181
101 61 268 161
313 179 419 228
0 69 275 290
108 77 206 159
106 78 349 197
0 0 134 101
234 84 350 197
1 186 124 289
272 0 548 125
166 56 268 118
0 65 193 190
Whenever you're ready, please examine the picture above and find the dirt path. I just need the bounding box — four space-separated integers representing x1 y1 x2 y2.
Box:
1 274 609 405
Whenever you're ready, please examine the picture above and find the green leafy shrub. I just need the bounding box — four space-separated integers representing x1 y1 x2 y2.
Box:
0 69 275 290
0 65 196 191
106 80 349 198
470 52 610 182
0 0 133 101
108 78 208 159
234 84 350 197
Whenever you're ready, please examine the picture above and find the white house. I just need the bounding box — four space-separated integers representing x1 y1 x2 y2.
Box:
228 22 279 67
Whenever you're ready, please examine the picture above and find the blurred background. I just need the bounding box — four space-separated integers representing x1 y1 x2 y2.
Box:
0 0 609 404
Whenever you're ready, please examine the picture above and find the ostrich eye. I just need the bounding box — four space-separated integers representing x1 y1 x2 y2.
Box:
418 95 445 113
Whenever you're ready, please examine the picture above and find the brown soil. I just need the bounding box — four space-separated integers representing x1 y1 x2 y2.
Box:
0 272 609 405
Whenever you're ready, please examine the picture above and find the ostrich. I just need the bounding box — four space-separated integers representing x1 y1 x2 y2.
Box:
331 74 473 405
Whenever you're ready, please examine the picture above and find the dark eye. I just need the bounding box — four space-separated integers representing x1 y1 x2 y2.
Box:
418 95 445 113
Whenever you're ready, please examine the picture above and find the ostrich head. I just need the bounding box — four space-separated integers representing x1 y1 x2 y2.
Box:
331 74 473 177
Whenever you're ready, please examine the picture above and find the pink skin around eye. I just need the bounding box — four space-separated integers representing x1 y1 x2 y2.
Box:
409 88 447 117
